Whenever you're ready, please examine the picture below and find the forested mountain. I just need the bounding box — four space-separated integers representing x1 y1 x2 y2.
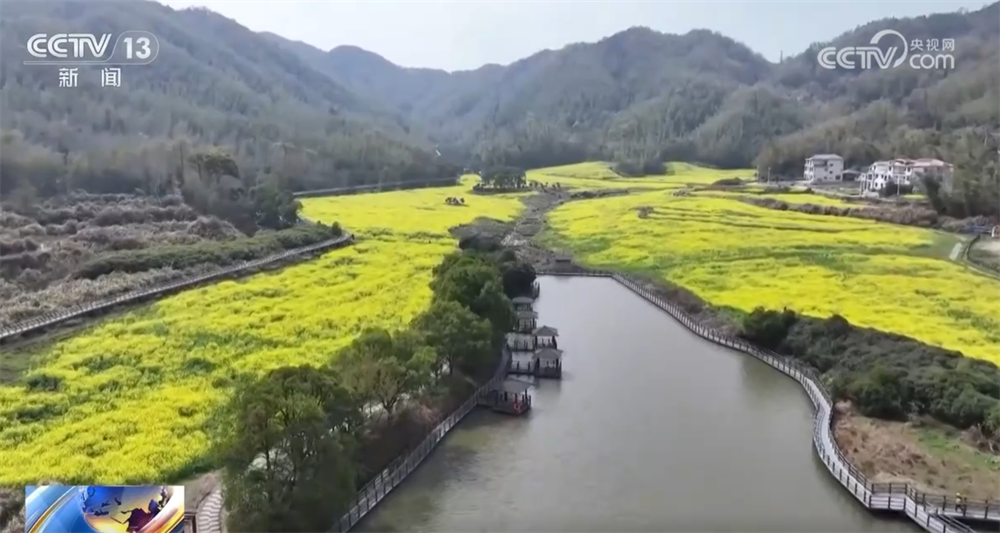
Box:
4 1 998 220
1 0 459 232
270 2 999 216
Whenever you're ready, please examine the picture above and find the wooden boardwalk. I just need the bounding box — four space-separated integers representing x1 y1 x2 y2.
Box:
537 270 1000 533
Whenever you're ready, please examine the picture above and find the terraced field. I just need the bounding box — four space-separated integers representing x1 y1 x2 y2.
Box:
540 188 1000 363
0 178 524 485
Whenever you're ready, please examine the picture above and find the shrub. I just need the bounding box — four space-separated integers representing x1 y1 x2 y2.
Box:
73 223 342 279
749 308 1000 436
612 159 667 177
0 238 39 255
739 307 797 349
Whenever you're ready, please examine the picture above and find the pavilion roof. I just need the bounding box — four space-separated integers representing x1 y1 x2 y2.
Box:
535 347 564 360
516 310 539 319
533 326 559 337
494 380 532 394
511 296 534 304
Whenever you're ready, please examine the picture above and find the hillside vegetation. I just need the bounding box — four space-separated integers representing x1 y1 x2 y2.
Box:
271 3 999 218
0 1 459 218
4 1 997 220
0 139 349 327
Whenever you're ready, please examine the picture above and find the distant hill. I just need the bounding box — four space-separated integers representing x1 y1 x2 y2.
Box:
4 1 997 218
272 4 1000 171
0 1 457 209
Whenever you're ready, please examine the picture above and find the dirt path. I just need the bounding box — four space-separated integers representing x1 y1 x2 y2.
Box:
948 242 963 261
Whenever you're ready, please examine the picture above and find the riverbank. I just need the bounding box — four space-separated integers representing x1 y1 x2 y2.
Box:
478 185 1000 504
834 403 1000 500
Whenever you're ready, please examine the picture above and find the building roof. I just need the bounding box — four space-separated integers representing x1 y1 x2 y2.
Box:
535 347 564 360
807 154 843 160
494 380 532 394
533 326 559 337
912 158 952 167
511 296 534 305
516 310 538 319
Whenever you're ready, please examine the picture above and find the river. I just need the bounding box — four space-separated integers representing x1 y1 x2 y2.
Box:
355 275 915 532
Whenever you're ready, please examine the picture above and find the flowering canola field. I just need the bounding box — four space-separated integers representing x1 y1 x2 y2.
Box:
692 190 854 207
541 189 1000 363
0 178 524 485
529 161 752 190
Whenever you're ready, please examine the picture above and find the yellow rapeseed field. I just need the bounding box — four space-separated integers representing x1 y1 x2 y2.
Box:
541 189 1000 363
529 161 753 190
0 178 524 485
693 190 855 207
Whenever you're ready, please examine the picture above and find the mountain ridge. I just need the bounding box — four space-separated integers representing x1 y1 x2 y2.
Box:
3 0 997 218
265 2 996 214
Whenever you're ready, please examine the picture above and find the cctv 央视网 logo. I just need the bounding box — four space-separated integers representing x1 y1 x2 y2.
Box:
27 33 113 61
817 29 908 70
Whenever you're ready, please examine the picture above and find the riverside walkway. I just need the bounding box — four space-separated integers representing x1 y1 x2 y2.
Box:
538 269 999 533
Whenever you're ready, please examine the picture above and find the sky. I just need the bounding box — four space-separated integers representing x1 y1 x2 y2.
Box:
157 0 991 71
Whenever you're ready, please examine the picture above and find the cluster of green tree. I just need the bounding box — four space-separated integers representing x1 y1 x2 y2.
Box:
212 246 534 531
71 222 342 280
1 1 458 228
920 129 999 219
740 308 1000 441
472 166 528 191
611 159 668 177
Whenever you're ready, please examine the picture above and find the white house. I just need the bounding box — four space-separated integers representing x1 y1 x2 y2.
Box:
804 154 844 182
859 158 954 196
860 160 907 195
908 158 955 193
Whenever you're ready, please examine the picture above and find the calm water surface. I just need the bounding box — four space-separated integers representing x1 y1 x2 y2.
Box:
356 276 915 532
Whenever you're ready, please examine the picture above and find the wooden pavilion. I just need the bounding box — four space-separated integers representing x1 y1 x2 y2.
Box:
534 347 563 379
479 379 532 415
532 325 559 349
511 296 534 311
516 310 538 333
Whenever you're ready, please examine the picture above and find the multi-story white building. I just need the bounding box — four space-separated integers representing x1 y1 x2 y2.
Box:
860 160 911 195
859 157 953 195
908 158 955 193
804 154 844 182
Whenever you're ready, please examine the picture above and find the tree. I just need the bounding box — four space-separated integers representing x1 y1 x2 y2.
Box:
850 365 908 420
740 307 798 350
334 328 434 420
480 166 526 189
213 366 359 533
251 174 302 230
413 300 492 376
500 261 537 299
431 259 514 346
